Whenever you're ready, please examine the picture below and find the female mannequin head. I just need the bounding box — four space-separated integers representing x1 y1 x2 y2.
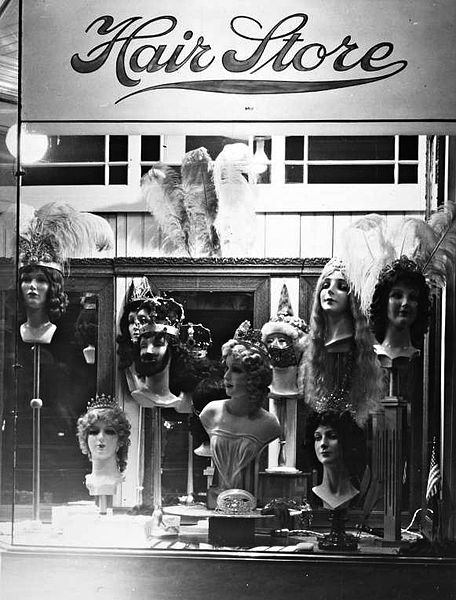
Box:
302 259 382 424
19 264 67 323
221 339 272 416
77 404 131 472
370 256 431 348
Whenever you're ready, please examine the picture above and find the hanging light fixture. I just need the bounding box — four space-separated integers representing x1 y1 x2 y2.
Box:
5 124 49 164
252 136 268 174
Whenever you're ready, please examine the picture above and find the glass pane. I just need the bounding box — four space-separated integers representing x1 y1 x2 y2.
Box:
309 136 395 160
22 166 105 185
285 136 304 160
45 136 105 162
285 164 304 183
308 164 395 183
399 136 418 160
109 165 128 185
399 164 418 183
109 136 128 162
141 136 160 161
256 165 271 184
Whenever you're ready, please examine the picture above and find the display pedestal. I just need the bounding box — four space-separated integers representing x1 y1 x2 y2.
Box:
318 509 358 552
208 516 255 546
267 393 300 473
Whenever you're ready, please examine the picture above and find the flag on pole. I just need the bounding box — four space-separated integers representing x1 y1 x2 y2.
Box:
426 436 442 502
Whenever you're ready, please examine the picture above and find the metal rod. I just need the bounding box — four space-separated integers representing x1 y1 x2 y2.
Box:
31 344 42 521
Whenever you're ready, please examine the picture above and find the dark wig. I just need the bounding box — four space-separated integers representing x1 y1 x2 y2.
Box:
19 264 68 323
116 299 144 370
370 257 431 346
305 409 367 484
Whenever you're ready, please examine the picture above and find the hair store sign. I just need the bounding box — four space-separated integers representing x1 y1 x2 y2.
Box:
23 0 456 132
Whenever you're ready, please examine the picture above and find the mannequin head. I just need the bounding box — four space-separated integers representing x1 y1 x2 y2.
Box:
306 410 366 483
19 264 67 323
77 404 131 472
221 338 272 415
370 256 431 347
261 315 308 368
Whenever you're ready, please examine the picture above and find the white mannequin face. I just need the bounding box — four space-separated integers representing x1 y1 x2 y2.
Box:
314 425 342 466
319 270 350 315
21 269 49 310
387 282 418 330
87 420 119 461
223 354 248 399
127 310 141 343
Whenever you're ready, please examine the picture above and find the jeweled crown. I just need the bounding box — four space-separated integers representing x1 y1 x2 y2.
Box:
86 393 118 412
233 320 269 356
126 276 154 305
180 322 212 355
138 296 185 338
19 231 63 272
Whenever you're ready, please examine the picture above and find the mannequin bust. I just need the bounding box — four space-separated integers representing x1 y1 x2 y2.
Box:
307 410 366 510
371 256 430 363
200 327 281 491
19 265 66 344
301 258 382 425
77 395 131 497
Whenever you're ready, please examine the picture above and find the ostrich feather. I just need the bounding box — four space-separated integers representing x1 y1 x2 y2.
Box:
341 213 394 316
181 147 220 257
141 163 190 257
35 202 114 259
388 217 438 269
213 143 257 258
424 202 456 288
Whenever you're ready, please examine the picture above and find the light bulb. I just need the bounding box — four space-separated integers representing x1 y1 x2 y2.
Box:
253 137 268 174
5 124 48 164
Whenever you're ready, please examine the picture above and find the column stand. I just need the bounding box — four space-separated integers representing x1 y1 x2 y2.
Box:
318 508 358 552
31 343 42 522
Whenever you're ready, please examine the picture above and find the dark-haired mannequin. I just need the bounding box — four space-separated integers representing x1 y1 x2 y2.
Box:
20 266 59 344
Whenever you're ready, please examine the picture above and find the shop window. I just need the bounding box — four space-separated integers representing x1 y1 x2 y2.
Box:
21 135 129 186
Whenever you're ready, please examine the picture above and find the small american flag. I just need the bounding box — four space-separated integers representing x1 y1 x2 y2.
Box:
426 436 441 502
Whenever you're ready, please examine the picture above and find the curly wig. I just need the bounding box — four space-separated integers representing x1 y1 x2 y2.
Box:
19 265 68 323
370 257 431 347
222 339 272 415
77 406 131 473
299 260 384 425
305 409 367 483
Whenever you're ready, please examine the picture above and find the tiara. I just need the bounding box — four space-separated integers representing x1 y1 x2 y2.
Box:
19 231 63 273
126 276 154 305
180 323 212 355
320 257 348 280
86 393 118 411
377 255 424 283
138 296 184 338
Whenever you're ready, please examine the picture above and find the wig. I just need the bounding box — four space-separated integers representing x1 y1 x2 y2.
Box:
370 257 431 347
300 260 384 425
305 409 367 484
116 298 144 370
221 339 273 415
77 406 131 473
19 264 68 323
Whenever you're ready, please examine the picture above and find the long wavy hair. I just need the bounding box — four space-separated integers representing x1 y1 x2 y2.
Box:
370 258 431 347
299 260 384 424
221 339 272 416
77 406 131 473
116 299 144 370
18 264 68 323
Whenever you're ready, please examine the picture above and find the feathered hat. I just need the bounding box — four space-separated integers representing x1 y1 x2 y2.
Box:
339 205 456 318
16 201 114 272
261 284 309 346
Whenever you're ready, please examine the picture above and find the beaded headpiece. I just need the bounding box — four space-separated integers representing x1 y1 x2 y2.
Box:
233 320 269 357
139 296 184 338
216 489 257 515
86 393 118 412
180 323 212 357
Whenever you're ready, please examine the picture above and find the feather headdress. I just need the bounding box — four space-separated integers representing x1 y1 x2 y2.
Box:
340 203 456 317
181 147 220 257
14 201 114 271
213 143 258 258
141 163 190 257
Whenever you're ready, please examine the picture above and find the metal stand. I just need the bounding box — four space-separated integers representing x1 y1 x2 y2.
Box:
183 423 195 505
31 343 42 521
151 406 162 517
318 508 358 552
267 394 300 474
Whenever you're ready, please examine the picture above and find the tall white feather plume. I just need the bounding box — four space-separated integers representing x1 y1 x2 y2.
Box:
213 143 257 257
141 163 190 257
425 202 456 287
181 147 220 257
